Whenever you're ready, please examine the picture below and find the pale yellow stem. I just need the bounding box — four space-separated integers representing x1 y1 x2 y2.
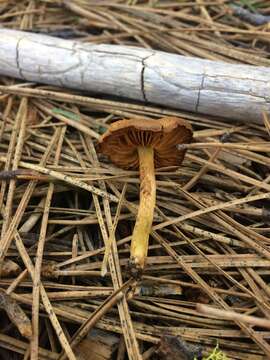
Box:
130 146 156 274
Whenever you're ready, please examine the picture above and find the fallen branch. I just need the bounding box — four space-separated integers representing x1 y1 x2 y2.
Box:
0 28 269 124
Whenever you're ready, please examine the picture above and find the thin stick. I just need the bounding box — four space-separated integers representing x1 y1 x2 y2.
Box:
31 127 62 360
14 232 77 360
101 183 127 276
197 303 270 329
57 279 133 360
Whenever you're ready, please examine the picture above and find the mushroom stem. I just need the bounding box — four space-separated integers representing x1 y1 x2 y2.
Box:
130 146 156 274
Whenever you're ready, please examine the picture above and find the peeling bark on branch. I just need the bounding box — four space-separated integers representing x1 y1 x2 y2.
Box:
0 28 270 124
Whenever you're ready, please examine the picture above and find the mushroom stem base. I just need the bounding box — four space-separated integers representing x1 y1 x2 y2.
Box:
130 146 156 276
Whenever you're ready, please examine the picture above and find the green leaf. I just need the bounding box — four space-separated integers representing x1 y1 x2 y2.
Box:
237 0 257 12
200 344 229 360
52 108 81 121
98 126 107 134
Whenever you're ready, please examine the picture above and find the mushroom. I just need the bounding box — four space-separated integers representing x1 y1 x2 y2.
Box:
98 117 193 276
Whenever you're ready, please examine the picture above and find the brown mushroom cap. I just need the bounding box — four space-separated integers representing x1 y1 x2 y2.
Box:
98 117 193 169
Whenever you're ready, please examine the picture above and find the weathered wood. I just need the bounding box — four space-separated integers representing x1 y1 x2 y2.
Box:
74 329 119 360
156 335 202 360
0 260 21 277
0 28 269 124
0 289 32 339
